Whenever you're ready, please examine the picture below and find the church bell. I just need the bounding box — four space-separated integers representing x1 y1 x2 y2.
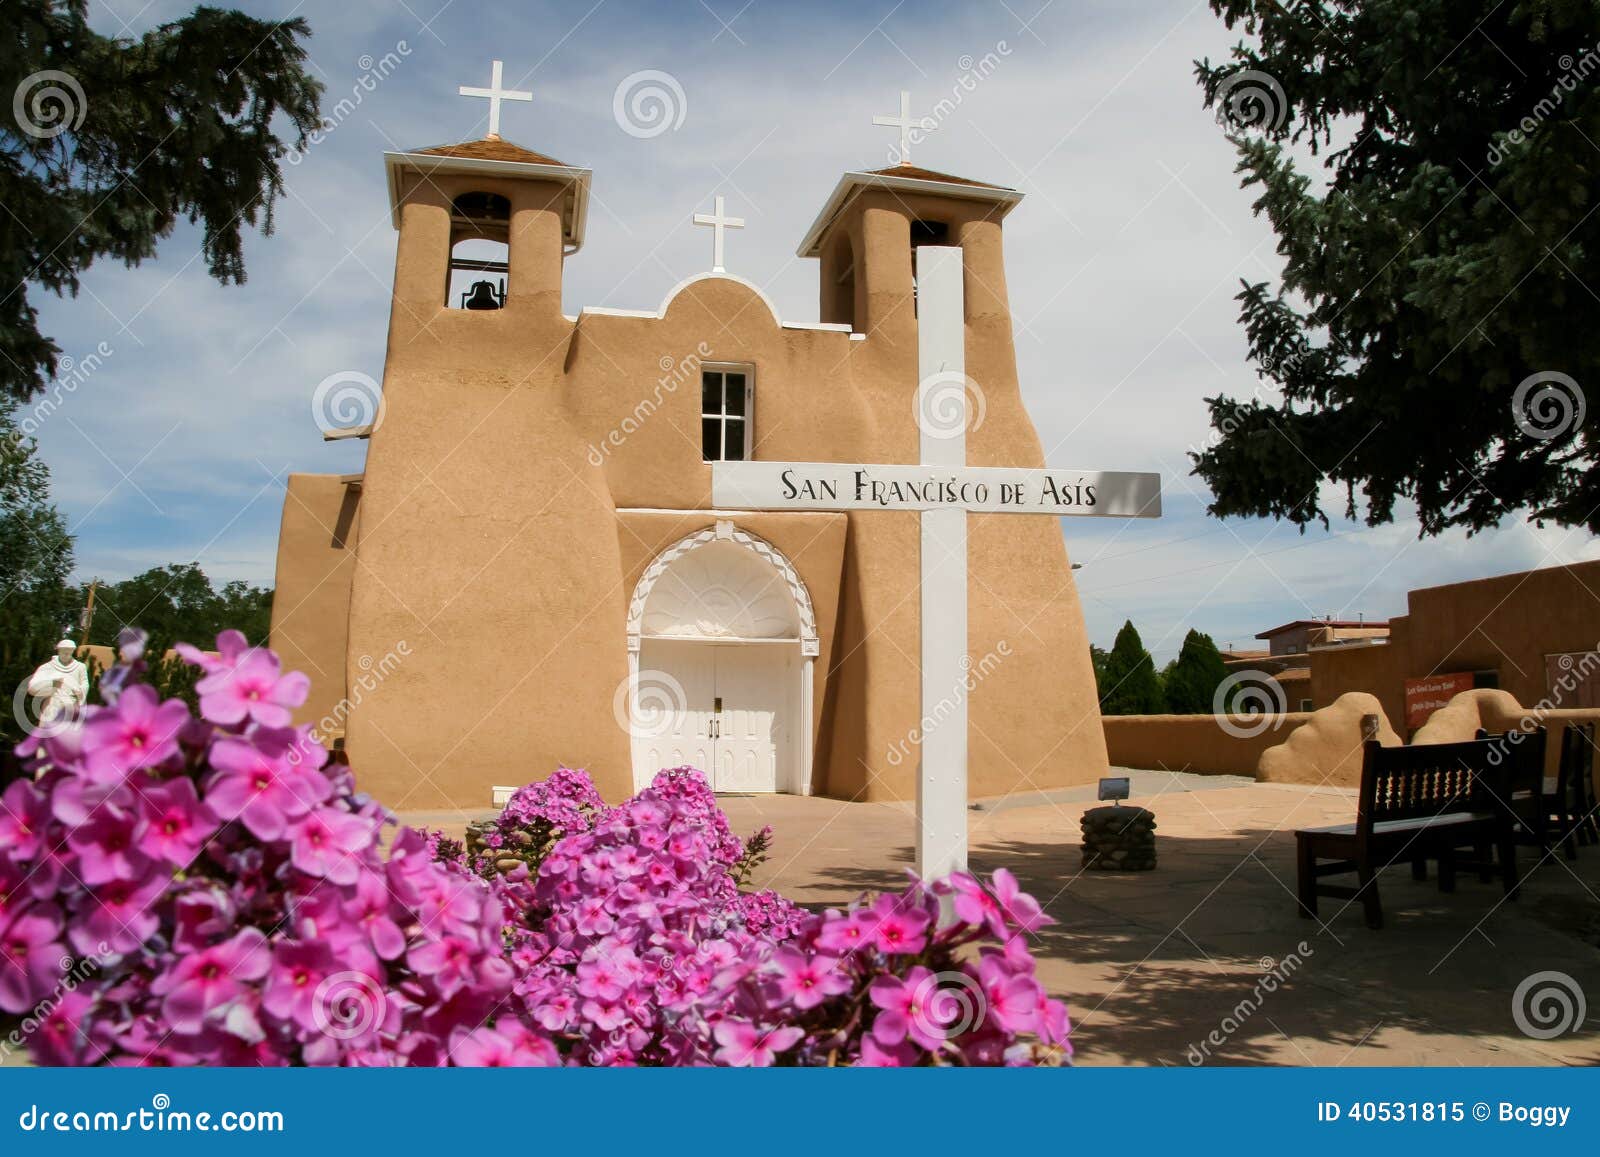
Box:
463 279 503 310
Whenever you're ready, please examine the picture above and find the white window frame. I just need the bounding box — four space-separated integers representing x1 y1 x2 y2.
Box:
700 363 754 462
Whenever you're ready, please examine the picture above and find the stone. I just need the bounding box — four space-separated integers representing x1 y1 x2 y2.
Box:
1080 804 1157 871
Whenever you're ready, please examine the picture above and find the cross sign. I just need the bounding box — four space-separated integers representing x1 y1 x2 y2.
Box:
873 90 919 165
458 59 533 139
713 247 1162 883
693 195 745 274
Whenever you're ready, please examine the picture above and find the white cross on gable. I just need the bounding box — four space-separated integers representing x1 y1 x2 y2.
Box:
458 59 533 139
872 90 918 165
713 248 1162 884
692 195 745 274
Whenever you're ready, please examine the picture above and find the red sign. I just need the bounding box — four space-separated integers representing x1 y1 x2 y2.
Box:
1404 672 1476 730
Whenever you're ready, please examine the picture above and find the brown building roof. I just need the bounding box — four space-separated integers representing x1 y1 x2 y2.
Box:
860 163 1010 190
411 137 569 167
1256 618 1389 639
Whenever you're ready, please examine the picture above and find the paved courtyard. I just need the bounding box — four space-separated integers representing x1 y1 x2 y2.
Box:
414 768 1600 1066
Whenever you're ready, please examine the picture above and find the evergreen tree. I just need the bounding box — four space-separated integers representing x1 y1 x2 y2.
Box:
0 407 76 743
1193 0 1600 535
1098 620 1165 715
1162 629 1230 714
3 1 322 403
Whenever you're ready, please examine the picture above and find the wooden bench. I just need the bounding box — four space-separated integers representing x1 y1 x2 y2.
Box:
1295 738 1519 929
1548 722 1598 858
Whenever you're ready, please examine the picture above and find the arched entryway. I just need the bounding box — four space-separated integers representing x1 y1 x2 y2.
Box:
626 521 818 794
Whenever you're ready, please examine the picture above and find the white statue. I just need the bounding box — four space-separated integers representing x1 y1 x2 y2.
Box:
27 639 89 730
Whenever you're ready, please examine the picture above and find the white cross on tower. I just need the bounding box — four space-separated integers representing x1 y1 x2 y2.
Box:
713 247 1162 884
692 195 745 274
873 90 918 165
458 59 533 139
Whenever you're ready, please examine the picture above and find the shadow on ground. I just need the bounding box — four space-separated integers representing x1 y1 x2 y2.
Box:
797 823 1600 1066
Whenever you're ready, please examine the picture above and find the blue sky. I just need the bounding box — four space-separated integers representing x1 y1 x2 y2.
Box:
25 0 1600 663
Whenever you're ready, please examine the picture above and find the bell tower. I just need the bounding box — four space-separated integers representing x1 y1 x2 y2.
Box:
382 138 590 336
796 124 1022 388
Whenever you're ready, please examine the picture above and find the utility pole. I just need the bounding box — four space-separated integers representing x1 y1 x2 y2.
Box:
78 579 98 643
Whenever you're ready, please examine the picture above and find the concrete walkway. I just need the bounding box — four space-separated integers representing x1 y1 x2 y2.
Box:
414 768 1600 1066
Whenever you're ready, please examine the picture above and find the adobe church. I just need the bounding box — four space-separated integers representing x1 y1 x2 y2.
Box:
269 77 1111 810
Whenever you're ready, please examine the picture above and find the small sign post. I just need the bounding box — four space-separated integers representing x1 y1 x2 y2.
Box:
711 247 1161 882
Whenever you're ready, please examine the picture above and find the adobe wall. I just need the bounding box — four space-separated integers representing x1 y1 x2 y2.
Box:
1411 687 1600 777
1256 693 1402 787
1102 713 1311 776
318 169 1108 809
1312 562 1600 725
1404 562 1600 709
1311 633 1407 727
269 474 358 733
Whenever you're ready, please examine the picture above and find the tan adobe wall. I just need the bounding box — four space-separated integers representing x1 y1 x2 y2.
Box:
1256 692 1402 787
1315 562 1600 729
1410 687 1600 777
269 474 358 734
1311 635 1407 723
1102 713 1312 776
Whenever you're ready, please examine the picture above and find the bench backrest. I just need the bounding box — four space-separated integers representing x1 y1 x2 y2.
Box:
1562 722 1595 777
1355 738 1497 831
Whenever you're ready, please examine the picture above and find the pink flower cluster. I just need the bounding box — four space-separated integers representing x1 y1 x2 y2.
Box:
443 768 1069 1065
1 630 518 1065
1 630 1071 1066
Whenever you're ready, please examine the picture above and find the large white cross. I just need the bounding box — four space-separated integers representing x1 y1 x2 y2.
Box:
712 247 1162 882
692 195 745 274
458 59 533 139
873 90 919 165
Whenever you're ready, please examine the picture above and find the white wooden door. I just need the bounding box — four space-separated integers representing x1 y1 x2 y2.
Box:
633 640 716 788
711 645 788 793
632 641 792 793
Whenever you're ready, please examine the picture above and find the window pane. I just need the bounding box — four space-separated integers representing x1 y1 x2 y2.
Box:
723 373 746 416
724 419 746 461
702 418 720 460
701 372 722 415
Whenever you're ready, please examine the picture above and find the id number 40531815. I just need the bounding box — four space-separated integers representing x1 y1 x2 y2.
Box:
1317 1102 1572 1128
1320 1102 1468 1123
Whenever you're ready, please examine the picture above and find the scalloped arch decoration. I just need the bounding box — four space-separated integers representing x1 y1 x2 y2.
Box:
627 523 818 655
